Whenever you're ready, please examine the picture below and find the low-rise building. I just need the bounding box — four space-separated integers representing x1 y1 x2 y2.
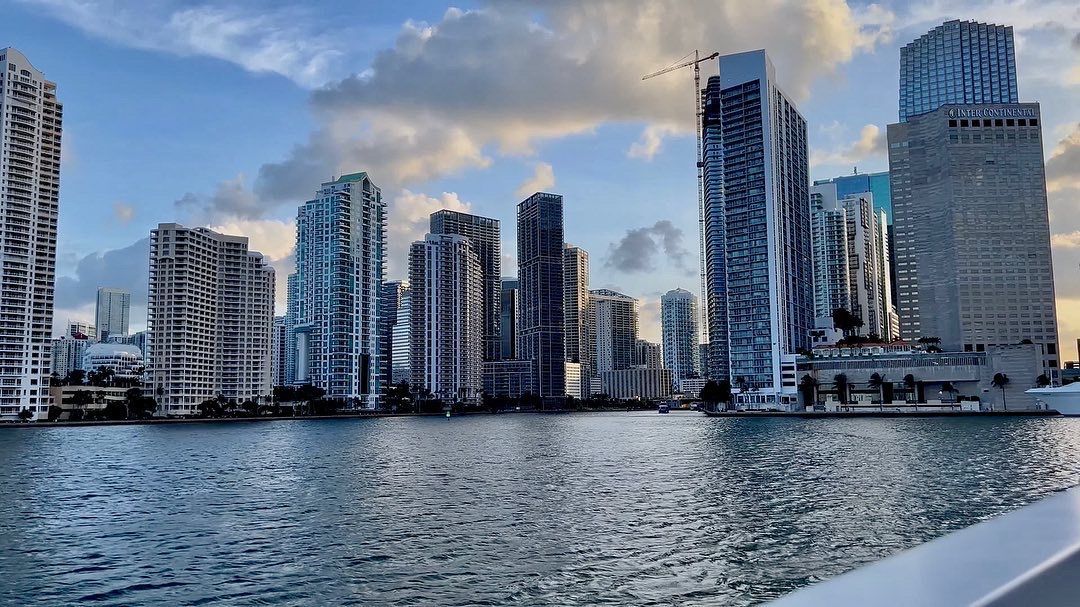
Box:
599 368 673 400
483 360 534 399
565 362 582 399
797 343 1044 410
83 343 144 381
676 377 708 398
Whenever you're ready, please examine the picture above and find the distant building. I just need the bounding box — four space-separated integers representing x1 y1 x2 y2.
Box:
83 342 143 380
809 185 897 340
661 288 701 381
51 336 93 378
565 362 583 399
899 20 1017 123
564 245 591 373
288 172 386 409
701 50 812 409
517 192 566 405
148 224 275 414
380 280 409 391
430 210 501 361
67 320 96 341
888 103 1059 374
633 339 663 369
599 368 673 400
271 316 287 387
95 287 131 340
589 289 637 376
409 234 483 403
798 343 1044 411
499 278 519 360
391 286 411 386
0 47 63 419
483 360 534 400
677 377 708 398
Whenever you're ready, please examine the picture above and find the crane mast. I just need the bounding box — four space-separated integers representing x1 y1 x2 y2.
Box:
642 50 718 371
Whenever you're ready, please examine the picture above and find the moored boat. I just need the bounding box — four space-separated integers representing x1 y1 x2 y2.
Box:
1026 383 1080 416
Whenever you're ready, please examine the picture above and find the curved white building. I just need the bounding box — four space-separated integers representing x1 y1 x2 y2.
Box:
83 343 143 379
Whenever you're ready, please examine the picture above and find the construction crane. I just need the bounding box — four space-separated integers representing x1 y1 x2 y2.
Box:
642 50 719 357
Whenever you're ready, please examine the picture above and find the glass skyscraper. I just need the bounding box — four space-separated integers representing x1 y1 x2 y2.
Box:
899 20 1017 122
701 50 812 409
517 192 566 405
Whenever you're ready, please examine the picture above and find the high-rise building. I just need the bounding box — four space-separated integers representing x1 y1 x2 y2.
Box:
517 192 566 405
888 102 1059 372
50 336 92 378
391 286 411 386
809 185 897 340
95 287 130 340
271 316 287 387
701 50 813 408
409 234 483 403
499 278 519 360
66 320 96 340
0 48 63 419
588 289 638 373
563 244 590 369
430 210 501 361
379 280 409 391
147 224 275 414
288 172 386 409
899 20 1017 123
633 339 663 369
661 288 701 381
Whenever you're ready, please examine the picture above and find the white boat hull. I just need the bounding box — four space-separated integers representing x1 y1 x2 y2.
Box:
1027 385 1080 416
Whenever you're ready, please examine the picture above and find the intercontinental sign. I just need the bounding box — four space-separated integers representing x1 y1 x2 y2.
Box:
947 106 1037 119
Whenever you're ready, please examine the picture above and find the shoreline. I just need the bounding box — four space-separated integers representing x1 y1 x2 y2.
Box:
702 409 1063 418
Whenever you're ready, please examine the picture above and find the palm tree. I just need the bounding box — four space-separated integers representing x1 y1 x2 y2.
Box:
1035 374 1051 388
940 381 957 405
868 373 886 411
992 373 1010 411
903 374 917 403
833 373 850 406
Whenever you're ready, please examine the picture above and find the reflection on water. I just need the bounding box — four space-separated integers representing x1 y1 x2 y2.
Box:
2 414 1079 606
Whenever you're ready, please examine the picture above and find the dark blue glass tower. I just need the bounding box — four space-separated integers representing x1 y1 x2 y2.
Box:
516 193 566 405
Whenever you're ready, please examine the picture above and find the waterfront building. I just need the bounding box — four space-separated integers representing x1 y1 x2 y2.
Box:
0 48 63 419
661 288 701 382
701 50 813 408
48 385 129 418
82 342 143 380
887 103 1059 373
284 273 299 386
391 286 411 386
482 359 534 400
95 287 130 340
50 336 92 378
564 245 591 371
517 192 566 405
271 316 286 387
106 330 147 366
379 280 409 392
599 368 673 400
565 362 582 399
288 172 386 409
147 224 275 414
430 211 501 361
677 377 708 398
409 234 483 403
798 342 1043 411
633 339 663 369
899 20 1017 123
499 278 519 360
809 185 897 340
589 289 638 374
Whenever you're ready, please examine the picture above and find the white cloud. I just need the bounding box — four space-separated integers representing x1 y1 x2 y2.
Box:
515 162 556 198
1052 232 1080 249
628 124 682 161
387 190 472 279
810 123 885 168
208 218 296 262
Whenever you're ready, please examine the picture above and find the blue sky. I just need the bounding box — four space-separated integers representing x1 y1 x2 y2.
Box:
5 0 1080 354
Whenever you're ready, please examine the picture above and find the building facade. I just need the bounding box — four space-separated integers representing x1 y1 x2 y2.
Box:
633 339 663 369
899 20 1017 123
517 192 566 405
661 288 701 382
564 244 591 374
809 185 897 340
288 172 386 409
67 320 96 340
483 360 534 400
499 278 519 360
50 336 92 378
0 48 63 419
430 210 501 361
701 50 813 408
599 368 673 400
409 234 483 403
588 289 638 374
391 285 411 386
95 287 130 340
271 315 286 387
379 280 408 391
83 343 143 380
888 103 1059 372
147 224 275 414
